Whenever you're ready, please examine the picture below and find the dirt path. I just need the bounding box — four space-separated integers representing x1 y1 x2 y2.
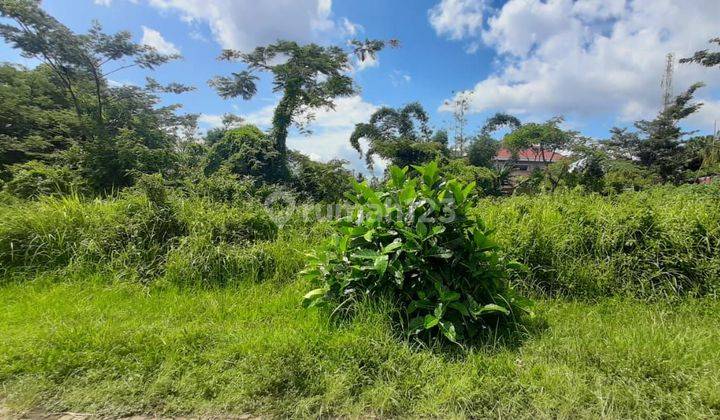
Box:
0 407 257 420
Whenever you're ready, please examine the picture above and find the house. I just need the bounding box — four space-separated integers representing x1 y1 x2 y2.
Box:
492 147 565 178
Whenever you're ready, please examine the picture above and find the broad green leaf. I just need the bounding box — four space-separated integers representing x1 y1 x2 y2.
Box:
301 288 327 308
390 165 407 188
474 303 510 316
363 228 375 242
374 255 389 277
382 240 403 254
448 301 469 316
416 221 427 237
423 314 439 329
438 320 458 342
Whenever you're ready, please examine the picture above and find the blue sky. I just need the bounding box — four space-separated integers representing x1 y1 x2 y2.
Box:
2 0 719 174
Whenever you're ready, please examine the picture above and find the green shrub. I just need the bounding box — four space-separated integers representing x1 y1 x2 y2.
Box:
204 125 280 182
289 152 354 203
185 168 254 204
3 160 86 199
442 159 500 196
302 162 532 344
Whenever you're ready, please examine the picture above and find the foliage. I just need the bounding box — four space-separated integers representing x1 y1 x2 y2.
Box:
210 39 382 165
603 160 660 193
2 160 86 198
680 36 720 68
204 125 280 182
503 118 574 191
0 64 79 175
350 103 448 170
442 158 500 196
632 83 705 182
0 0 180 129
474 184 720 298
288 152 354 203
302 162 531 344
467 134 500 168
481 112 521 136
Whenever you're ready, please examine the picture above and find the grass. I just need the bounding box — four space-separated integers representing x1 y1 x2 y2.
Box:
1 272 719 418
2 185 720 417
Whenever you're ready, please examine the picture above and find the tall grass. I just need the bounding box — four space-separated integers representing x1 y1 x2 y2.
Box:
1 184 719 298
474 184 720 298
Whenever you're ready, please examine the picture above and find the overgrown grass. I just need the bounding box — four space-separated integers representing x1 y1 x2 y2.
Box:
2 185 720 416
1 275 719 418
475 184 720 298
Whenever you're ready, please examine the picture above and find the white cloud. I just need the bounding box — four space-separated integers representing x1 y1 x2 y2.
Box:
435 0 720 133
198 114 224 128
141 26 181 55
429 0 485 43
341 17 363 37
390 70 412 86
353 54 379 72
94 0 113 5
146 0 359 51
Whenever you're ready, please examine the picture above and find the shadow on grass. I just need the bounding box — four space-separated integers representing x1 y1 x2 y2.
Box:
324 299 549 359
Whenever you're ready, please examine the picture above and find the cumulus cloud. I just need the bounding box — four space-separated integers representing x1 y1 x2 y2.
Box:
428 0 485 41
435 0 720 132
145 0 359 51
141 26 181 55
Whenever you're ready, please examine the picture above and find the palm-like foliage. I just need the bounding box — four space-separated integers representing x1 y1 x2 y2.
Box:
349 102 447 170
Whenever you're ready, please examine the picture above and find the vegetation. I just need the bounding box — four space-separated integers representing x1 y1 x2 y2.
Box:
1 2 720 417
303 163 531 344
349 103 448 170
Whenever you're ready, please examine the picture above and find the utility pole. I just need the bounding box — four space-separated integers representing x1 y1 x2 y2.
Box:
661 53 674 111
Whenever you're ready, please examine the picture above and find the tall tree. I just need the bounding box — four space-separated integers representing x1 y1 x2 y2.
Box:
632 83 704 181
210 39 390 169
0 0 179 132
349 102 447 170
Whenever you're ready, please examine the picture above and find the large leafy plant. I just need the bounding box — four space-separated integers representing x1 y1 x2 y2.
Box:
303 161 532 344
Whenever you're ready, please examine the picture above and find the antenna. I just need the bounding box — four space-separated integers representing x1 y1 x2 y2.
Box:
661 53 674 111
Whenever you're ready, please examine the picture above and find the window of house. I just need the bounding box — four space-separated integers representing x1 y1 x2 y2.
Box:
515 164 529 171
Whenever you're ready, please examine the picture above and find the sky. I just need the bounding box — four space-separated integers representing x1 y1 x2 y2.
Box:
1 0 719 175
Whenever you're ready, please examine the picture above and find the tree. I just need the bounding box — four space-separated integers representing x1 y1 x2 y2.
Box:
349 102 447 170
503 118 573 191
0 64 79 177
209 39 389 169
481 112 521 135
204 125 279 182
467 135 498 168
680 37 720 68
633 83 704 182
444 91 470 156
0 0 180 132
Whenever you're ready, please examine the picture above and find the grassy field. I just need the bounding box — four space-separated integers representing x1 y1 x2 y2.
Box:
1 185 720 417
1 272 719 418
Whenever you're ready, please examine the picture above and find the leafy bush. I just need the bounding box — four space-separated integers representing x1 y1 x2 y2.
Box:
288 152 354 203
603 160 660 193
302 162 531 344
204 125 280 182
3 160 86 199
442 159 500 196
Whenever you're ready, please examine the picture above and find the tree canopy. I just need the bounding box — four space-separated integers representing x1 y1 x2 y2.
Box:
349 102 448 170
